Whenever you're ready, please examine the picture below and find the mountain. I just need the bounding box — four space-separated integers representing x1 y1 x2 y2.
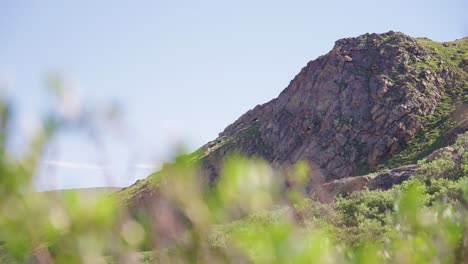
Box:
198 31 467 183
120 31 467 207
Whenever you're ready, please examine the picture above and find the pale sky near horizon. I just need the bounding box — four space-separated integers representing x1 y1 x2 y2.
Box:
1 0 467 190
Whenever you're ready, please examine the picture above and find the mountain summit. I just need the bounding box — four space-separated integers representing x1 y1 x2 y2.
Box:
122 31 467 205
197 31 467 184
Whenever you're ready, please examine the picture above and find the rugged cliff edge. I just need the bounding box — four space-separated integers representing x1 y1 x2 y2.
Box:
120 31 467 207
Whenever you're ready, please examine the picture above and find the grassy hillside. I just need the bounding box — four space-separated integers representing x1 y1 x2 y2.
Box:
113 132 468 263
209 132 468 248
43 187 121 196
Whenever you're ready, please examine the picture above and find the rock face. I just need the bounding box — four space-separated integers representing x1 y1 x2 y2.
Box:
199 31 467 184
310 141 466 203
310 165 419 203
118 32 467 233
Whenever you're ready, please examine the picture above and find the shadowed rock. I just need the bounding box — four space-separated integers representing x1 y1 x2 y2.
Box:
366 165 419 190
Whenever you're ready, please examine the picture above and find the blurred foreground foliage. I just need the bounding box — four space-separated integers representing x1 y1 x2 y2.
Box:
0 84 467 263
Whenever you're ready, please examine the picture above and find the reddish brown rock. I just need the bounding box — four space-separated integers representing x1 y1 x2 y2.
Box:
199 31 466 183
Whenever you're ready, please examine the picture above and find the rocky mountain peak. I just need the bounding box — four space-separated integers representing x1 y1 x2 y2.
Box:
198 31 467 184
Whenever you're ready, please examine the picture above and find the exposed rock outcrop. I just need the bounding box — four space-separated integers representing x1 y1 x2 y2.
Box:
366 165 419 190
311 142 466 202
198 31 467 184
120 32 467 210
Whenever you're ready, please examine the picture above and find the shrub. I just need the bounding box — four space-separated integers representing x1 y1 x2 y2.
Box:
416 152 459 180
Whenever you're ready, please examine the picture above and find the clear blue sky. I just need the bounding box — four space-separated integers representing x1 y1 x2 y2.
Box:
1 0 466 190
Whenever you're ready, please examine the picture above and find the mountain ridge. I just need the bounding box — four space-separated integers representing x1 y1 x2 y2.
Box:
196 31 467 184
120 31 467 207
